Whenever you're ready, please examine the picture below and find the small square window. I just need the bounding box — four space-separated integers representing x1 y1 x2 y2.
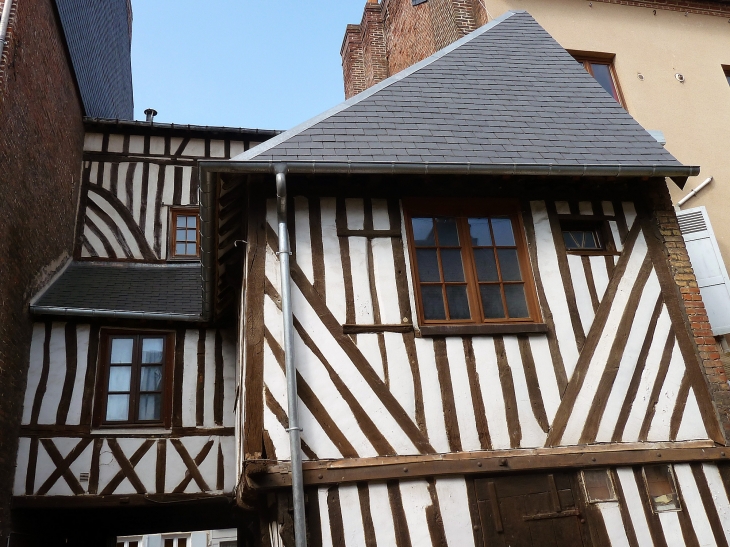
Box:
561 220 605 251
581 469 617 503
643 465 681 513
170 209 200 259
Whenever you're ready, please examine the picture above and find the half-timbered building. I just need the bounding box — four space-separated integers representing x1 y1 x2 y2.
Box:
13 9 730 547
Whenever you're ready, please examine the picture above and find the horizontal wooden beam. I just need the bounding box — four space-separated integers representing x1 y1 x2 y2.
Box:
337 229 402 238
12 493 234 509
342 324 413 334
18 426 234 438
418 323 548 337
246 441 727 489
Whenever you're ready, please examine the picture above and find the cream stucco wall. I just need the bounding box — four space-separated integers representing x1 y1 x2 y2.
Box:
484 0 730 264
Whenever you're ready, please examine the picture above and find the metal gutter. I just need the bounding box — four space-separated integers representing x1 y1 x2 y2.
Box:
29 305 202 322
276 167 307 547
197 159 700 320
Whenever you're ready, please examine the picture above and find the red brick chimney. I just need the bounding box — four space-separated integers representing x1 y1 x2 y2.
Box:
341 0 488 98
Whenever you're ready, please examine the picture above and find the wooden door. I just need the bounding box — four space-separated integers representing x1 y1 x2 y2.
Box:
475 472 591 547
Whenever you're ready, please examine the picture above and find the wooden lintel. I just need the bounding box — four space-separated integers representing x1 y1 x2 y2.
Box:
342 324 414 334
337 229 402 238
418 323 549 337
246 441 726 489
18 426 234 438
11 493 234 509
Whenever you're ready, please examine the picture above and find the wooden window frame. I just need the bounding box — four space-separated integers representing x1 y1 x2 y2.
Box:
169 207 201 260
403 197 543 335
570 51 626 108
559 217 620 257
642 464 682 513
93 330 174 428
580 469 618 503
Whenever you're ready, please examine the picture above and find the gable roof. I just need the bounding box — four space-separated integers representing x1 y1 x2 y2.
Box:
231 11 695 176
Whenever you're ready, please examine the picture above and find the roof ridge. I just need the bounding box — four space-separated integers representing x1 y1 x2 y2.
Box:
232 10 522 162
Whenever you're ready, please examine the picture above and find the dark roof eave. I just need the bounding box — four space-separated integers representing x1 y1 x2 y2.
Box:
199 160 699 179
30 305 203 323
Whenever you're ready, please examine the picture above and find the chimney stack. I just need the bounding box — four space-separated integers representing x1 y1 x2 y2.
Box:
144 108 157 123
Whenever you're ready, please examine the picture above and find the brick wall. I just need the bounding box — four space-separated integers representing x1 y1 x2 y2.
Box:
342 0 486 98
645 179 730 441
0 0 85 537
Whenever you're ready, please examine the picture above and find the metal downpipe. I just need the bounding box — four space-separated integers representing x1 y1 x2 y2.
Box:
0 0 12 52
276 165 307 547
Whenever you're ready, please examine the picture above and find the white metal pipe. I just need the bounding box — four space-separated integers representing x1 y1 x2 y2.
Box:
0 0 12 52
276 164 307 547
678 176 713 207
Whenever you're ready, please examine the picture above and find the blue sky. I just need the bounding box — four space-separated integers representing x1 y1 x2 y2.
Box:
131 1 365 131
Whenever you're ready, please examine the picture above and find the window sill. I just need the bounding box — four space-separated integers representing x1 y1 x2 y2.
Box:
91 427 170 436
417 323 548 337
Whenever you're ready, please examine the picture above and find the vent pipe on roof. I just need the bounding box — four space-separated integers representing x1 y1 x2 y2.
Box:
0 0 13 53
144 108 157 123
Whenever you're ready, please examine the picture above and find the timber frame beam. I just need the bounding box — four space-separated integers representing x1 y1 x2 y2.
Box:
246 441 729 489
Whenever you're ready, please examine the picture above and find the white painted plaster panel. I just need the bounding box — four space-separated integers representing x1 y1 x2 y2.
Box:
294 197 314 285
368 482 398 547
602 201 615 216
195 437 218 493
647 342 685 441
345 199 364 230
89 162 99 185
49 438 93 496
596 273 662 442
676 389 709 441
170 137 184 154
349 237 374 324
128 135 144 154
180 166 192 206
384 332 416 422
14 438 30 495
555 201 570 215
264 404 291 461
616 467 656 547
149 136 165 155
182 330 199 428
119 438 156 493
610 221 623 252
562 236 649 445
23 324 47 424
657 510 685 546
503 335 547 448
292 283 417 454
88 191 142 257
674 463 717 547
530 201 580 378
703 464 730 542
597 502 631 547
568 253 596 333
622 308 673 442
220 436 236 491
210 140 226 158
108 134 124 153
38 323 67 424
399 480 433 547
229 141 245 158
529 335 561 424
320 198 347 324
66 325 91 425
162 165 175 205
182 139 205 157
293 327 376 457
371 199 390 230
436 476 476 547
371 238 402 324
356 334 385 381
84 133 103 152
590 256 611 301
472 336 510 449
86 208 125 257
579 201 594 215
445 337 481 451
318 487 334 547
117 162 129 204
338 484 367 547
221 330 237 428
204 330 217 428
144 163 159 255
414 336 449 453
623 202 638 230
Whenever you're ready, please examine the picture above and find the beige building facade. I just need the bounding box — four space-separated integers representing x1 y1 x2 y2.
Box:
343 0 730 266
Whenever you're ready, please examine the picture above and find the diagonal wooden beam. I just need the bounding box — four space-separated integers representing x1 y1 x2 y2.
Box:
100 439 155 495
171 438 213 493
36 439 92 495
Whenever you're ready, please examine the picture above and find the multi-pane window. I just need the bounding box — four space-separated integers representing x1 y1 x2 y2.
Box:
561 220 605 251
574 55 624 106
170 209 199 258
96 332 171 427
405 199 540 325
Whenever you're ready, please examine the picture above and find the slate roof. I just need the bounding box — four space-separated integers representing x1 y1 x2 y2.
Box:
56 0 134 119
31 262 202 320
233 11 688 170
